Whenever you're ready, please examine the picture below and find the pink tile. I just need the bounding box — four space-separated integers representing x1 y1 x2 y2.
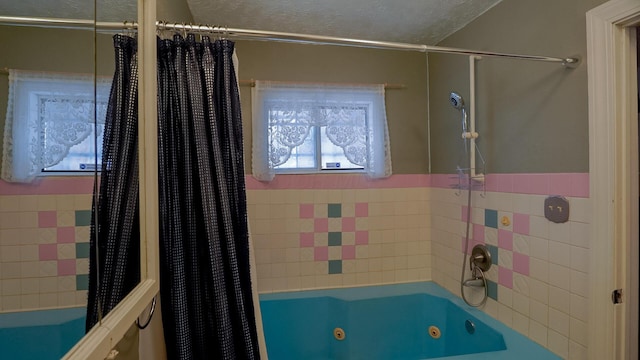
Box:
355 231 369 245
57 227 76 243
38 211 57 228
39 244 58 260
498 267 513 289
314 246 328 261
513 213 530 235
461 206 469 222
513 252 530 275
430 174 453 188
570 173 589 198
498 229 513 250
496 174 514 193
548 173 573 197
314 218 328 232
527 174 550 195
484 174 499 192
342 217 356 232
299 232 314 247
299 204 314 219
473 239 486 250
342 245 356 260
0 178 94 195
473 224 485 242
57 259 76 276
355 203 368 217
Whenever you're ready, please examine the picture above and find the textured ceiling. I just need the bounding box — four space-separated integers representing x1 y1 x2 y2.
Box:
0 0 503 45
185 0 503 45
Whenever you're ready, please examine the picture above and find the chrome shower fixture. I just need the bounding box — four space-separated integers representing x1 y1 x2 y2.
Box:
449 92 468 135
449 91 464 110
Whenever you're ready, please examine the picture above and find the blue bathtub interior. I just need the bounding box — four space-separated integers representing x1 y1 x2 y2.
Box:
0 307 85 360
260 281 561 360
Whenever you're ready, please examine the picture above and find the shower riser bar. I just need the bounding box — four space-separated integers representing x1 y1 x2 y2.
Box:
468 56 484 183
0 15 581 67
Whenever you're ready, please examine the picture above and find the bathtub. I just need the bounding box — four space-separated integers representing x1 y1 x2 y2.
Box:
260 282 560 360
0 307 85 360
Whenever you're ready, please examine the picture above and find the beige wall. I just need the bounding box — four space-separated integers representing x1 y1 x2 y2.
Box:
0 25 115 163
428 0 607 174
158 0 193 23
235 41 430 174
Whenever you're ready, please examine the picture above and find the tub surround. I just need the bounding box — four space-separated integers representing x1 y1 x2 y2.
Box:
1 172 589 359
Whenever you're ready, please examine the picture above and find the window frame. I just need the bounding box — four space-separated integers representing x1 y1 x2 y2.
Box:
252 81 391 181
272 105 368 174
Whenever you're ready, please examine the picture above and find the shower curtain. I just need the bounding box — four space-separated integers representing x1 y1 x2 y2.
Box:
87 33 261 359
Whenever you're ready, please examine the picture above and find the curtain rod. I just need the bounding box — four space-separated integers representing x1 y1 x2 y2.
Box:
0 69 406 89
238 79 405 89
0 15 581 68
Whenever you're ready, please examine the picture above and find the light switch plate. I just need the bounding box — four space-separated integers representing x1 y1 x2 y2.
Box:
544 196 570 223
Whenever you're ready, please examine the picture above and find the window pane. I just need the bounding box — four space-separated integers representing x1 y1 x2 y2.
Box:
44 124 104 171
275 126 317 169
320 127 364 170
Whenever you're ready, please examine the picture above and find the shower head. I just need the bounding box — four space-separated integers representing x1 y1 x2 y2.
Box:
449 91 469 137
449 92 464 110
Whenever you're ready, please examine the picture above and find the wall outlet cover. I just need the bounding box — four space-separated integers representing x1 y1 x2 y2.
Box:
544 196 570 223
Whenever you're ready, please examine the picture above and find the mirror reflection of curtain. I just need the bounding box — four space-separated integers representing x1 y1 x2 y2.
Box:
86 34 141 329
87 33 260 359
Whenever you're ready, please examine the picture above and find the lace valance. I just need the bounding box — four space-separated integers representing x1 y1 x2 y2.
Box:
1 70 111 182
251 81 392 181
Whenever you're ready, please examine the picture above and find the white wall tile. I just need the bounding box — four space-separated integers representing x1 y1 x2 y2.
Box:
570 270 589 297
570 221 591 249
529 236 549 260
548 286 571 314
548 241 571 266
570 246 589 273
569 341 588 360
549 222 572 245
529 215 549 239
547 330 569 359
529 279 549 305
529 320 548 346
569 317 588 346
529 258 549 282
570 294 588 322
548 308 570 336
512 311 530 336
548 263 571 290
568 197 591 224
530 299 549 326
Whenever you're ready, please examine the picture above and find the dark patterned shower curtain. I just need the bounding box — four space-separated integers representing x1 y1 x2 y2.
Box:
87 33 260 359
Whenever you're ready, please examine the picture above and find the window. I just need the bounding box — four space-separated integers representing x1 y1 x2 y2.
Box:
251 81 392 181
1 70 111 182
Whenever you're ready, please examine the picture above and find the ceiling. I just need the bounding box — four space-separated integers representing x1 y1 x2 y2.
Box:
0 0 503 45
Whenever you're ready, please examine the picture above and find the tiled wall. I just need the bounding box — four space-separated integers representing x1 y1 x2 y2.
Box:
0 178 93 312
429 173 590 360
0 172 591 359
246 174 432 293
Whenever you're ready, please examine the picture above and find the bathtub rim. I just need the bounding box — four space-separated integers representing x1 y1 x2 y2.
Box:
259 281 561 360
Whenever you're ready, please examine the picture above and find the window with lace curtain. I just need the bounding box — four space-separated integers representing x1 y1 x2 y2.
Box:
1 70 111 183
251 81 392 181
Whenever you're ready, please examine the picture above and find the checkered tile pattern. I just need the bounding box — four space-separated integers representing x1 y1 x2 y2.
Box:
462 207 530 301
299 203 369 274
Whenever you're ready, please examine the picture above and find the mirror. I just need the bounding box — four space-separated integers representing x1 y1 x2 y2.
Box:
0 0 138 357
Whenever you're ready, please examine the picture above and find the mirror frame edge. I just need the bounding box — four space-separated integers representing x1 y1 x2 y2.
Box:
61 0 159 358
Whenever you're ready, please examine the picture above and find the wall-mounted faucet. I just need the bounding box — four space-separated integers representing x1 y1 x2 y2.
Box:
462 245 491 306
